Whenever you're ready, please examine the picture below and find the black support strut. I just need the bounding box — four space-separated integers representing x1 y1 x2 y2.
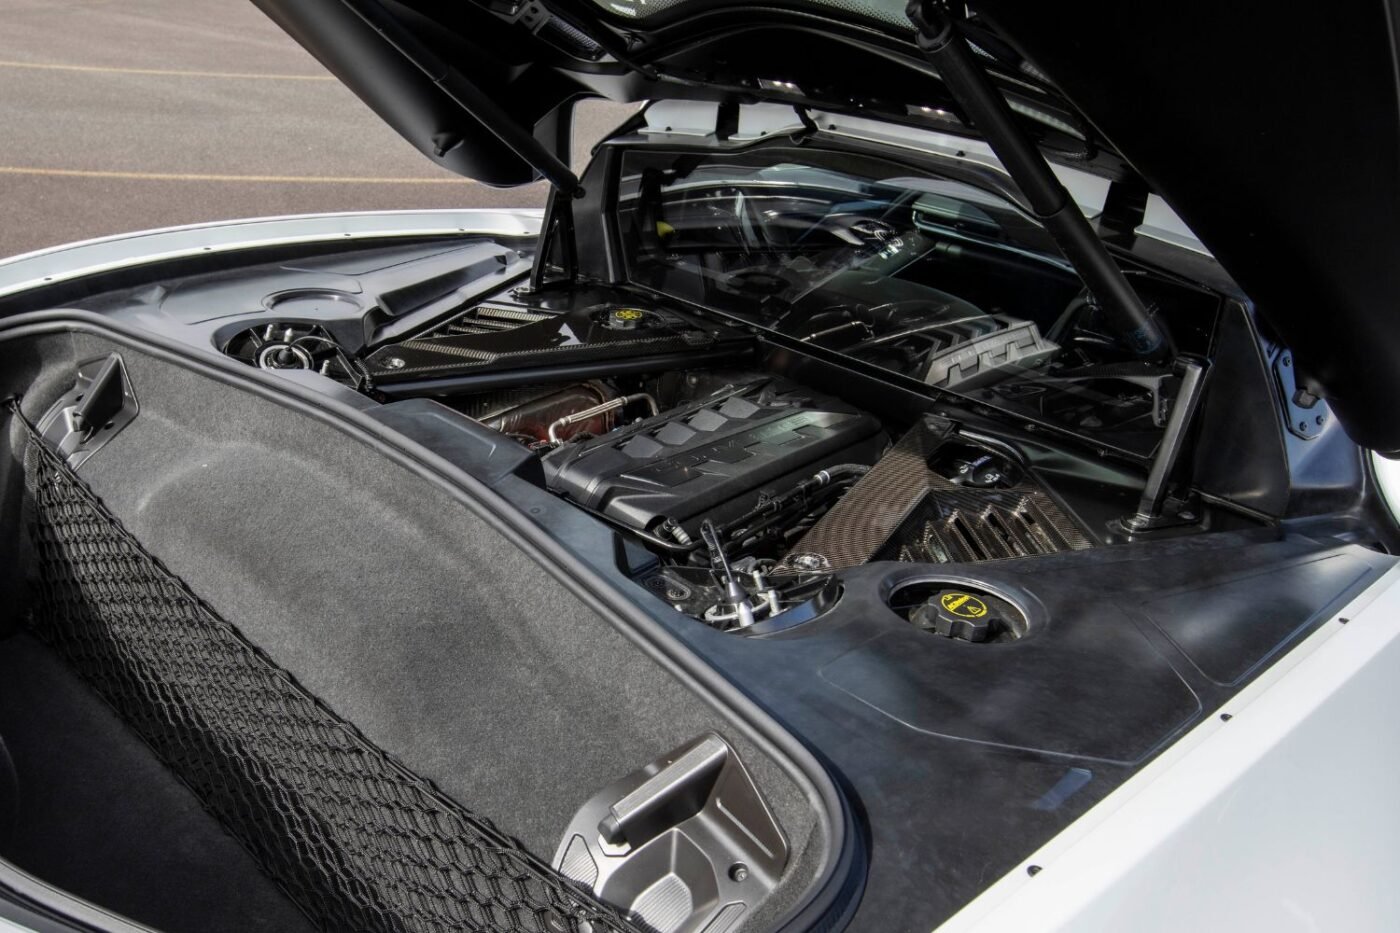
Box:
907 0 1165 357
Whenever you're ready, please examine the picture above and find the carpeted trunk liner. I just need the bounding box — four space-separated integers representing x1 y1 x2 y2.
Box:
15 407 642 933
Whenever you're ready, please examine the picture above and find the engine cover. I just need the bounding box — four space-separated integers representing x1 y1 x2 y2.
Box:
542 378 886 533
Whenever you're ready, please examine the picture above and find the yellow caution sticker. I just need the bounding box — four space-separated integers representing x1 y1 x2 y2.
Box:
940 592 988 619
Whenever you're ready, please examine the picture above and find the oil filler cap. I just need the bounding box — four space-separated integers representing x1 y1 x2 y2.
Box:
606 307 649 330
912 590 998 643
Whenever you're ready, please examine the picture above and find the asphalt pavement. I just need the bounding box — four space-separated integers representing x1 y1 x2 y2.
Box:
0 0 634 259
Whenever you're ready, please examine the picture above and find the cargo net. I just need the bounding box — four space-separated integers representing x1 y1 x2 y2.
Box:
16 411 639 933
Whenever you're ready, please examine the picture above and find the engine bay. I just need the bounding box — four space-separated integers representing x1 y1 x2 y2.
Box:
186 133 1275 635
185 140 1272 643
448 354 1101 632
210 266 1208 635
188 132 1253 639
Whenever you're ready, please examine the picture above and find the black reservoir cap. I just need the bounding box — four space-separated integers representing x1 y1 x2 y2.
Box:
911 590 999 643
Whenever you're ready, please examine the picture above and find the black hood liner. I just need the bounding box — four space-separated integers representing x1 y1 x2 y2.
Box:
250 0 581 186
962 1 1400 453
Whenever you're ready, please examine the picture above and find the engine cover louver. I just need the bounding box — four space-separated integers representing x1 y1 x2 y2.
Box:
783 418 1092 570
879 483 1093 564
430 303 552 337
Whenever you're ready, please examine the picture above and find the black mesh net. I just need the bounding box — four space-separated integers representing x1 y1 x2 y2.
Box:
16 411 639 933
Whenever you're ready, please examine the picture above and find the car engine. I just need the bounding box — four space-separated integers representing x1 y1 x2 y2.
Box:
210 251 1128 633
246 274 1096 632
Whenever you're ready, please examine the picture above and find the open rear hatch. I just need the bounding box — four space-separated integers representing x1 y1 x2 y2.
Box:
251 0 1400 453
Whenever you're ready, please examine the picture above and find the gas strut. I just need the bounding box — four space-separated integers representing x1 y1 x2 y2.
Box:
906 1 1165 358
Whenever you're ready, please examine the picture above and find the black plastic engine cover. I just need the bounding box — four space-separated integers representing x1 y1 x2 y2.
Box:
542 378 886 533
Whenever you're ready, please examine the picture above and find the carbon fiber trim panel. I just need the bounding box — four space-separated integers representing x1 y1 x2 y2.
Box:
370 333 712 379
782 418 1092 570
364 300 747 382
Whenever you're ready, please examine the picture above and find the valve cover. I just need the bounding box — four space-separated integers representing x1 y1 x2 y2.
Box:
541 377 886 533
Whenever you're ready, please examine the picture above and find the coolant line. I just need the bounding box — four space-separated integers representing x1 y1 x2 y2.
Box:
547 393 659 443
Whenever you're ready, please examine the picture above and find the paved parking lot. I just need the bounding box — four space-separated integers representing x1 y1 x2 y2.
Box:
0 0 633 258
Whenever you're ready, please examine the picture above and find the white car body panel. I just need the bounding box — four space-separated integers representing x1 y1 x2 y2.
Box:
0 209 543 300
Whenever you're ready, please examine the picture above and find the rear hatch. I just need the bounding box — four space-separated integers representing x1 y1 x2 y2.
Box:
251 0 1400 452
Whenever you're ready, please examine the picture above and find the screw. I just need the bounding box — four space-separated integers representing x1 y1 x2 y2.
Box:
384 357 406 370
1027 865 1042 877
1220 713 1233 722
1316 414 1325 426
729 863 749 883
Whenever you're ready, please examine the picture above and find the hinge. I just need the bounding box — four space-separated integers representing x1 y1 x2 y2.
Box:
1272 348 1329 441
35 354 139 469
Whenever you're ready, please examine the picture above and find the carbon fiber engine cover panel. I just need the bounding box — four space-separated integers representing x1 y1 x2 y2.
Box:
542 378 886 533
781 417 1093 570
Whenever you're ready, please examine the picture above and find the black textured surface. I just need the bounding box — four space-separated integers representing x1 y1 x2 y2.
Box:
1140 551 1372 686
59 334 818 873
821 589 1201 764
18 411 638 933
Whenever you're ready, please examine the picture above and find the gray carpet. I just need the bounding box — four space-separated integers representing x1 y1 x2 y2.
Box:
0 331 827 933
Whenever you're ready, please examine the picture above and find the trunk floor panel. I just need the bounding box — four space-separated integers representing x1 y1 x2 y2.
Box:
13 418 638 933
0 632 317 933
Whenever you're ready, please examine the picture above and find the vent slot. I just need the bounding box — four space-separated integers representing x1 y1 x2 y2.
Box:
911 497 1077 565
424 303 552 339
784 419 1094 570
